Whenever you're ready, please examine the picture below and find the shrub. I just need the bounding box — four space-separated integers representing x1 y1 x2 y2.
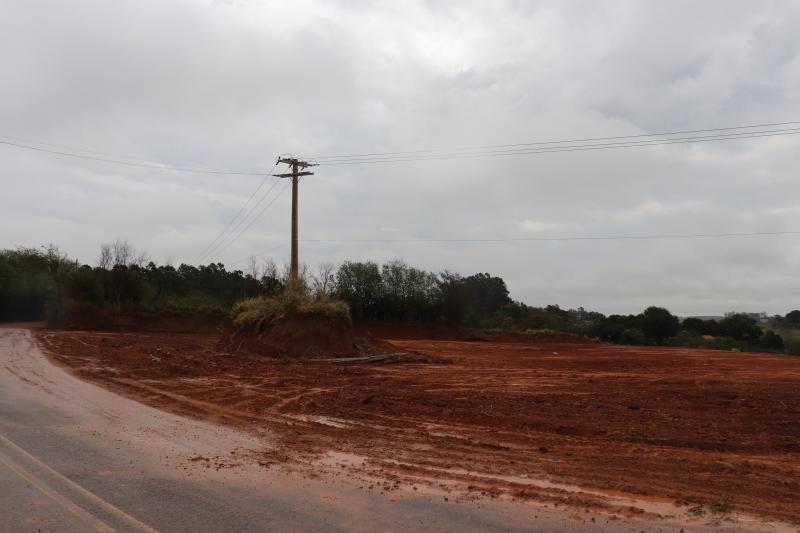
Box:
664 331 705 348
620 328 648 345
782 332 800 356
704 336 749 352
759 330 785 352
232 291 351 331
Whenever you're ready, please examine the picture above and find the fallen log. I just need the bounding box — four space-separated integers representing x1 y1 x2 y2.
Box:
328 352 408 365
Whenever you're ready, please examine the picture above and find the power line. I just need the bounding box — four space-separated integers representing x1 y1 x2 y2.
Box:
303 120 800 161
4 119 798 171
229 243 288 267
311 128 800 165
0 138 267 176
334 127 800 160
0 133 293 264
212 230 800 265
0 133 206 166
195 162 279 262
206 181 292 262
199 175 284 262
301 230 800 244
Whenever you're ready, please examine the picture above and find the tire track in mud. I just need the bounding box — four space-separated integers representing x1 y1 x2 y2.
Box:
34 328 800 525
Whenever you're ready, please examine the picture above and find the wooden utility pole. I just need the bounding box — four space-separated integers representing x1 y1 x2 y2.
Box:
274 157 316 290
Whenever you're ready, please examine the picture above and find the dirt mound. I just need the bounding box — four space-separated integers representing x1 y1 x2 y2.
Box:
263 313 355 356
225 311 356 357
223 320 444 362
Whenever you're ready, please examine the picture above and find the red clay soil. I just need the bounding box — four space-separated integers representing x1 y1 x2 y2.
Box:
35 324 800 523
224 315 357 357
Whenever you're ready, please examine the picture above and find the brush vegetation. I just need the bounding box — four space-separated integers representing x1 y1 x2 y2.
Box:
232 291 351 332
4 242 800 356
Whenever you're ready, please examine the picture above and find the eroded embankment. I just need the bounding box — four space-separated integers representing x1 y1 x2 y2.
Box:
35 325 800 525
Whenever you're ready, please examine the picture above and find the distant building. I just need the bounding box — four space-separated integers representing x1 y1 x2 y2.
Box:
724 311 767 321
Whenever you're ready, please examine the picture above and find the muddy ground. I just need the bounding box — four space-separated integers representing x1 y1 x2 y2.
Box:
36 324 800 525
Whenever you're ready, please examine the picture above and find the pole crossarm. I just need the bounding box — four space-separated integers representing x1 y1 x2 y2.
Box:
276 157 318 169
272 171 314 178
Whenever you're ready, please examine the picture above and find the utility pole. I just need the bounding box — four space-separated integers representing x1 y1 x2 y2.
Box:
273 157 316 290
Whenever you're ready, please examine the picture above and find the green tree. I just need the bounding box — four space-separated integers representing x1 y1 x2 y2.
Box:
379 261 439 321
718 313 763 343
681 317 705 334
462 273 511 317
681 317 719 336
0 246 75 321
334 261 383 320
640 306 679 344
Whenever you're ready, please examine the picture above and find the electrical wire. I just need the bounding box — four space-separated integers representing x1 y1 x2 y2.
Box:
311 128 800 165
4 119 798 170
318 127 800 161
228 243 288 267
205 181 292 262
0 138 267 175
213 230 799 266
199 176 284 262
7 122 800 259
195 162 279 262
300 230 800 243
0 133 211 166
302 120 800 162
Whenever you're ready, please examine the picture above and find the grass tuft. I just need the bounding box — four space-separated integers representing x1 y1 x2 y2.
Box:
232 291 351 331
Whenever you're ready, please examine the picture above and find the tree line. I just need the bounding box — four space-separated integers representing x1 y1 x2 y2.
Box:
0 242 514 325
1 242 797 354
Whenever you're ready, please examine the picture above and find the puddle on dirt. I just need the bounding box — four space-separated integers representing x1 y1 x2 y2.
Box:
424 428 470 440
285 414 353 428
378 458 680 515
316 451 369 471
176 376 214 383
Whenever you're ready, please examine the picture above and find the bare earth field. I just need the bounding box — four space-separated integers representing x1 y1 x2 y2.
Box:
36 324 800 528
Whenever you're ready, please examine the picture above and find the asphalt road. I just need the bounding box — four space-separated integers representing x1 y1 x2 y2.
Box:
0 326 758 532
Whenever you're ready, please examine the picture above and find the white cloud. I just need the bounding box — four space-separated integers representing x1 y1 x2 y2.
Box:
517 220 560 233
1 0 799 314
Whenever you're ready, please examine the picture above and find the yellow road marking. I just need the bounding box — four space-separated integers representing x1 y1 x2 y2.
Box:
0 433 158 533
0 447 114 532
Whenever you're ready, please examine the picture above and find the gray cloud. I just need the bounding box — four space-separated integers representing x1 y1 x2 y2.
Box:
1 0 799 315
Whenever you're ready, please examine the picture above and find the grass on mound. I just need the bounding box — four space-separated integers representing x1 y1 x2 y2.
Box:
232 291 351 331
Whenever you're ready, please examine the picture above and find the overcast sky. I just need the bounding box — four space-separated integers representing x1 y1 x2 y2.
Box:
1 0 799 315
